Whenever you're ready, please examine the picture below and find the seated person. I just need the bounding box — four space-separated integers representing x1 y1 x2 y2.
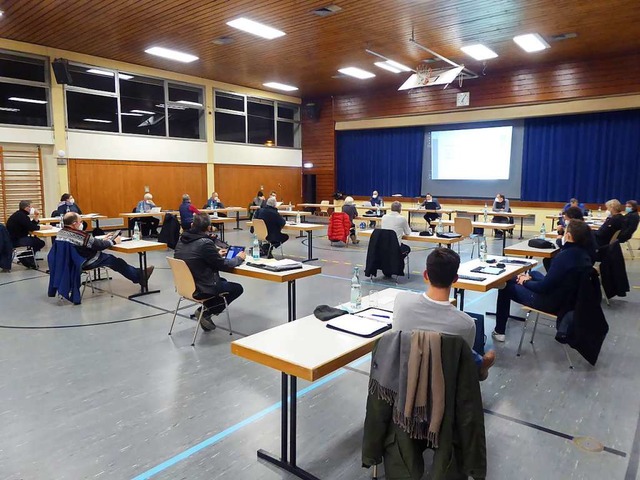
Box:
561 198 588 220
203 192 226 216
57 212 153 285
492 219 592 342
381 201 412 256
261 190 277 208
394 248 496 380
6 200 51 260
134 193 160 237
595 199 625 247
491 193 512 238
252 190 265 208
179 194 200 231
368 190 382 227
54 193 87 231
421 192 441 228
341 196 359 244
175 213 245 330
545 206 598 270
254 196 289 253
618 200 639 243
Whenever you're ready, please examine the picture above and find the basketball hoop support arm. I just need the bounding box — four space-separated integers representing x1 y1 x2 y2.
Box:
408 37 479 80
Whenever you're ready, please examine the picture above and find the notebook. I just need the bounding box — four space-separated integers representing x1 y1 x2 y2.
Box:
326 311 392 338
246 259 303 272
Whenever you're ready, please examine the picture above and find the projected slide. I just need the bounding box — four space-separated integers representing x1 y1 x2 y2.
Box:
431 126 513 180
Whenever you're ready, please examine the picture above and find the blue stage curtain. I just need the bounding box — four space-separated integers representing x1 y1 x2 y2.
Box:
336 127 424 197
522 109 640 203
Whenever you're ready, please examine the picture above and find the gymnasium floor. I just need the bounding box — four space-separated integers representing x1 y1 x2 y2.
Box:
1 221 639 480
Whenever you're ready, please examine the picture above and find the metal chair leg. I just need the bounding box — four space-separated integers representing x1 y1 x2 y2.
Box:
563 344 574 369
530 313 540 344
168 297 182 335
104 267 113 297
372 464 378 479
221 295 232 335
192 305 204 346
516 310 530 356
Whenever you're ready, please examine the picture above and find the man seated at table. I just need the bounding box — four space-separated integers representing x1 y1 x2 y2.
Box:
546 206 598 269
55 193 88 231
562 198 588 218
254 196 288 256
57 212 154 285
175 213 245 330
393 248 496 380
381 201 412 256
492 193 512 238
421 192 441 228
341 196 359 244
179 194 200 231
134 193 160 237
203 192 226 216
492 219 592 342
6 200 51 266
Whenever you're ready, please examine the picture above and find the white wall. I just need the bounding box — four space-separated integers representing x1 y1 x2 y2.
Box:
213 142 301 167
0 126 54 145
67 131 208 163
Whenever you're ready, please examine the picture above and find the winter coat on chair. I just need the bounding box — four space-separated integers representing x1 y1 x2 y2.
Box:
0 223 12 270
328 212 352 243
599 241 629 299
158 213 181 249
47 240 85 305
365 229 405 278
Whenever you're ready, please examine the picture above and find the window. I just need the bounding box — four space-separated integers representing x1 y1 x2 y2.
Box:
64 62 205 139
0 51 50 127
214 90 300 148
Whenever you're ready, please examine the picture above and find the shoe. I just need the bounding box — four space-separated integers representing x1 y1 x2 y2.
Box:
491 330 506 342
191 306 202 320
200 314 217 331
1 268 10 273
479 350 496 381
140 265 155 285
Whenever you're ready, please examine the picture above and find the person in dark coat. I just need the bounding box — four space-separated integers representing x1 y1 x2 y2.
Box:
178 194 200 230
254 196 289 248
544 206 598 270
595 198 625 247
54 193 83 216
6 200 51 257
421 193 441 228
174 213 245 330
599 241 630 299
0 223 13 272
618 200 639 243
492 219 593 342
341 196 359 244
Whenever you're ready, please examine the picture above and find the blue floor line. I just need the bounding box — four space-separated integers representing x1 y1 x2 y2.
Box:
130 355 372 480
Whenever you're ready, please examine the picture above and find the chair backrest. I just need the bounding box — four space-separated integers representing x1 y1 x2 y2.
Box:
320 200 330 213
166 257 197 301
454 216 473 236
610 229 621 244
252 218 269 242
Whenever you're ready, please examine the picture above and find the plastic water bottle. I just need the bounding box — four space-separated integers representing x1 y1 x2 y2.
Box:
133 221 141 241
376 205 380 216
289 201 293 211
212 204 218 218
436 216 444 235
540 222 547 239
252 235 260 260
597 206 602 218
483 203 488 223
350 266 362 309
296 212 301 224
59 213 64 228
479 236 487 262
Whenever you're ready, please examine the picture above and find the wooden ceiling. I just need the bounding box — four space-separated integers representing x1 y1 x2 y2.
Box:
1 0 640 98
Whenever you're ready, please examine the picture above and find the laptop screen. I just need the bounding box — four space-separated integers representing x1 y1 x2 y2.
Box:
225 246 245 260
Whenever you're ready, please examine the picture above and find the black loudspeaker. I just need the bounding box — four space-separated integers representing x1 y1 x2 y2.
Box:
302 174 317 207
52 58 73 85
303 102 321 121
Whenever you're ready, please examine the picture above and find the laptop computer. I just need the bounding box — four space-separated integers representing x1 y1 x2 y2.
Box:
422 201 439 210
150 207 162 213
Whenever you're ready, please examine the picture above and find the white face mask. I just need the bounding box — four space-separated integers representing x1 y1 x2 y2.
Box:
77 222 84 231
68 198 75 205
372 194 378 198
606 210 612 217
495 197 501 203
146 200 152 204
561 235 567 246
29 207 35 215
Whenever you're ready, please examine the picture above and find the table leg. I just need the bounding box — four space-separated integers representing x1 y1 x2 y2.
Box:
256 374 320 480
287 280 297 322
234 211 243 230
551 217 556 230
455 288 465 310
303 231 317 263
128 251 160 299
519 218 524 239
502 232 506 255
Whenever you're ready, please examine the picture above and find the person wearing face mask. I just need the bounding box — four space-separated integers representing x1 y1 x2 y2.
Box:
203 192 226 217
6 200 51 263
544 206 598 271
618 200 639 244
421 193 441 228
492 219 592 342
368 190 382 227
594 199 625 247
491 193 512 238
134 193 160 237
57 212 153 285
55 193 87 231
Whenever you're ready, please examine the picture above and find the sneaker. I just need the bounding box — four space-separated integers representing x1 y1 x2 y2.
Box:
200 314 217 331
491 330 506 342
479 350 496 381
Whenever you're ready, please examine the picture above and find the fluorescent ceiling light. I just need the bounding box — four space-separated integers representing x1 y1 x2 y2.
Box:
303 162 314 168
375 62 402 73
8 97 47 104
176 100 203 107
0 107 19 112
121 112 143 117
156 103 187 110
0 11 4 17
460 44 498 61
145 46 198 63
263 82 298 92
131 109 156 115
86 69 134 80
227 17 285 39
513 33 550 52
385 60 412 72
338 67 375 79
83 118 112 123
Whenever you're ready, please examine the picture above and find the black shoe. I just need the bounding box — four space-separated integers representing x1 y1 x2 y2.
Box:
200 314 217 331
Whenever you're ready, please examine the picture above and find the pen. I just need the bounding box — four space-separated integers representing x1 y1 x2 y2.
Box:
372 314 390 319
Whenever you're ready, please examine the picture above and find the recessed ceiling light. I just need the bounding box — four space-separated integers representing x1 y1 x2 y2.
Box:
8 97 47 104
176 100 204 107
0 107 19 112
513 33 550 52
227 17 285 40
83 118 112 123
121 112 143 117
303 162 314 168
338 67 375 79
263 82 299 92
375 62 402 73
385 60 412 72
131 109 156 115
460 44 498 61
145 46 198 63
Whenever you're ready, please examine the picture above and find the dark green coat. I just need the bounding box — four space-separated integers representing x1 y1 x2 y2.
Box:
362 335 486 480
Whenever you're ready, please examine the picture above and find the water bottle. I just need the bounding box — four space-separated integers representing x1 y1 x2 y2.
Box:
479 236 487 262
597 206 602 218
296 212 301 224
252 235 260 260
350 266 362 309
483 203 488 223
59 213 64 229
539 222 547 239
212 204 218 218
436 216 444 235
288 201 293 211
376 205 380 216
133 221 141 241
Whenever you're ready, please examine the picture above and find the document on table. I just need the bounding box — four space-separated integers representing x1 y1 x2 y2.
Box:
326 311 391 337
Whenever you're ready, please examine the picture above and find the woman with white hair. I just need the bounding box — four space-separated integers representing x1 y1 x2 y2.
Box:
341 196 359 244
134 193 159 237
595 199 625 247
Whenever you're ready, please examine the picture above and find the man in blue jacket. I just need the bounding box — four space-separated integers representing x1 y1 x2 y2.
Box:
492 219 592 342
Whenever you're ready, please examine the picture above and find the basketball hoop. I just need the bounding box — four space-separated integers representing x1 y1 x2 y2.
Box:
416 64 432 86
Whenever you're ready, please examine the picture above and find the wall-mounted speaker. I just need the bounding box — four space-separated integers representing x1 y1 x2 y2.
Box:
52 58 73 85
303 102 321 121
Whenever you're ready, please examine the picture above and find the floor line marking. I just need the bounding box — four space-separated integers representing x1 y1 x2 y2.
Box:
130 355 372 480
